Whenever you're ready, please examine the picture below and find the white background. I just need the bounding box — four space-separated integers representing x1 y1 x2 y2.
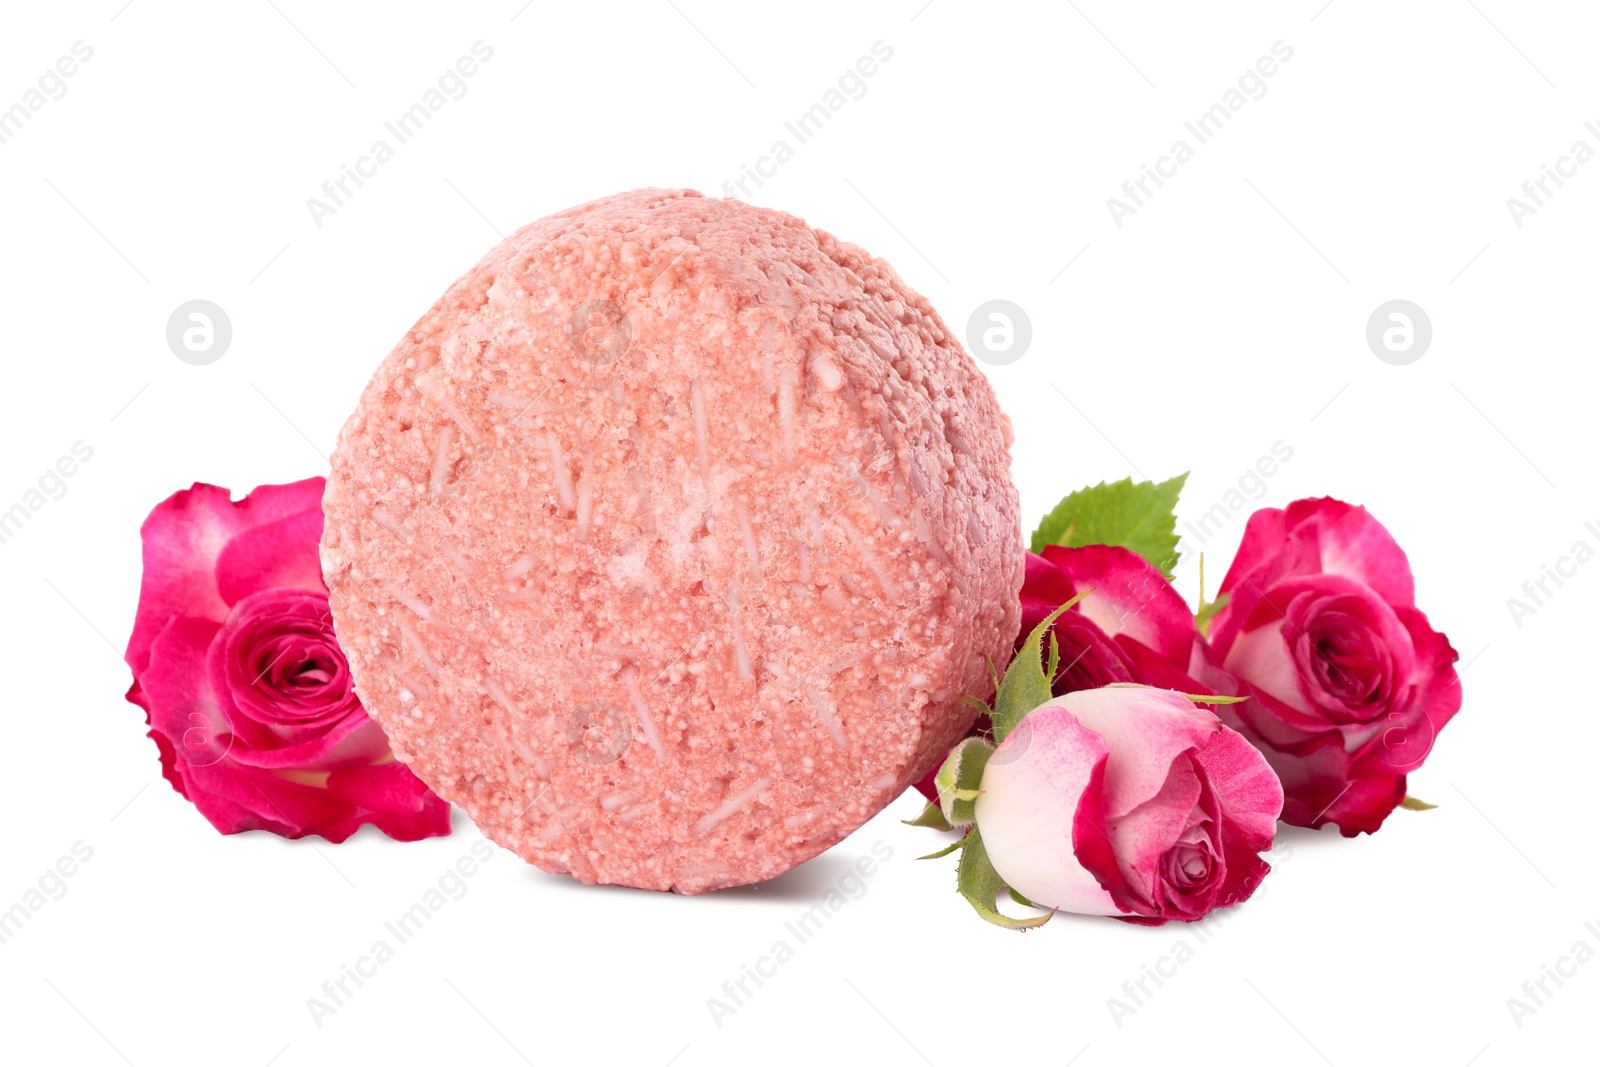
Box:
0 2 1593 1065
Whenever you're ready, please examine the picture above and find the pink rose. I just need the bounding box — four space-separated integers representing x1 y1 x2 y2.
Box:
975 686 1283 923
124 478 451 842
1201 497 1461 835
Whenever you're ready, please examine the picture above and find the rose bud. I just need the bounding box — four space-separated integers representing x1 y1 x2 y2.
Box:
1200 497 1461 836
974 686 1283 924
123 478 451 842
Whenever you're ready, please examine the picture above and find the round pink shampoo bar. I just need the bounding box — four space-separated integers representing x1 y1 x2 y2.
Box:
322 189 1022 892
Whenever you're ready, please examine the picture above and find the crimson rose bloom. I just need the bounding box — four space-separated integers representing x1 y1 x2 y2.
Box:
124 478 451 842
1199 497 1460 835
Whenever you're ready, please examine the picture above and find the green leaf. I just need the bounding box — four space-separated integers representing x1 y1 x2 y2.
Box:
902 799 954 830
1399 794 1438 811
956 828 1054 931
1028 473 1189 579
991 593 1087 742
934 737 995 828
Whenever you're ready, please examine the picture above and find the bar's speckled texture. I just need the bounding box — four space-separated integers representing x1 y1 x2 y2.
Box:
322 189 1022 892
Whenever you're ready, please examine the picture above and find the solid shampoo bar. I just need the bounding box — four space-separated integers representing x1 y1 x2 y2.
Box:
321 189 1022 891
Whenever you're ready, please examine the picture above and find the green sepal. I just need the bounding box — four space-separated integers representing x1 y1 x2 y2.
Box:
1182 692 1249 705
1195 590 1229 638
1194 553 1227 638
957 828 1053 931
1028 473 1189 579
934 737 995 828
957 695 992 717
1008 887 1041 909
1103 682 1248 706
902 799 954 830
1399 794 1438 811
990 593 1088 742
917 837 967 860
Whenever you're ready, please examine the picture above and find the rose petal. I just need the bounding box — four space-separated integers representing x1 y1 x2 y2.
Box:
1068 753 1126 912
1048 612 1138 692
140 615 225 754
1227 674 1340 747
974 703 1122 916
1119 635 1212 694
1296 751 1406 836
1227 505 1290 582
1208 506 1293 656
1108 753 1205 907
215 506 328 605
1223 618 1312 715
1109 723 1283 918
1389 605 1462 764
176 772 300 837
1037 544 1197 667
1209 814 1271 909
227 713 391 772
1292 497 1416 609
327 761 445 817
1186 637 1245 698
1056 687 1219 819
1019 550 1079 634
1193 725 1283 854
185 759 360 838
315 793 454 844
1216 698 1399 835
